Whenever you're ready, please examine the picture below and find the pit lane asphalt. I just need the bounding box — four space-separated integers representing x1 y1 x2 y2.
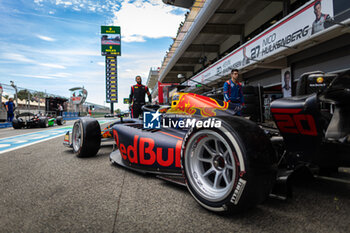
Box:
0 121 350 233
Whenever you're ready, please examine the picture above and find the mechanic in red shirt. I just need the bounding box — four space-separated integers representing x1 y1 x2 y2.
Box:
223 69 244 115
129 75 152 118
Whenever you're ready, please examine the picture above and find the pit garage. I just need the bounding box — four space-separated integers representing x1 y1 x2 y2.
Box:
148 0 350 120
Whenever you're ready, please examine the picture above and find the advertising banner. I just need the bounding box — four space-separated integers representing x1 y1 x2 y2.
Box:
188 0 336 87
101 26 121 56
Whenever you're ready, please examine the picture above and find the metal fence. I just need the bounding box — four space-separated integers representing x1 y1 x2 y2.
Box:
1 82 66 110
1 82 111 122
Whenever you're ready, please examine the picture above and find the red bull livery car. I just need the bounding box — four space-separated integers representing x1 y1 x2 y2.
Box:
64 70 350 214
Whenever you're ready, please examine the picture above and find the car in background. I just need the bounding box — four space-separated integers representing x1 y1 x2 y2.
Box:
12 112 65 129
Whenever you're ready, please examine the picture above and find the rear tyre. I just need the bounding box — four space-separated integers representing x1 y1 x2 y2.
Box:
39 117 48 128
56 116 65 125
12 119 21 129
72 117 101 157
182 116 276 213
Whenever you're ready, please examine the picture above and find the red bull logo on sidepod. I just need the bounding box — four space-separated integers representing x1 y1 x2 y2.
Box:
113 129 182 167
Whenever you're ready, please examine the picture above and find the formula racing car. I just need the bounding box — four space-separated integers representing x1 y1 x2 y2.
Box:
64 70 350 213
13 112 65 129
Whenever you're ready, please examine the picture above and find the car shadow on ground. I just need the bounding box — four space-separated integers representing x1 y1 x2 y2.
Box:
61 144 113 160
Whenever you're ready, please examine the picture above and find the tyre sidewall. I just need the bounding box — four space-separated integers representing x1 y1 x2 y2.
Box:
181 118 248 212
72 120 83 155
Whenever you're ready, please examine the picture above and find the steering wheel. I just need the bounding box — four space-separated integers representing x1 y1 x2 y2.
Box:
141 104 160 112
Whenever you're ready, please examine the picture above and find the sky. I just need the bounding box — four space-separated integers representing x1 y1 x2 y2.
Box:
0 0 187 110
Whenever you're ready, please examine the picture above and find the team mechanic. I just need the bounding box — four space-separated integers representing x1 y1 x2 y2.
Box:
129 75 152 118
223 69 244 115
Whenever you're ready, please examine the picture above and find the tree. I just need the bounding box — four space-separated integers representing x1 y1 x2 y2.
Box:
31 91 46 101
32 91 46 98
16 89 32 101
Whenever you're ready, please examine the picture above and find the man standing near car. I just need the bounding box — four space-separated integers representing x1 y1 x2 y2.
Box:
223 69 244 115
5 97 15 122
129 75 152 118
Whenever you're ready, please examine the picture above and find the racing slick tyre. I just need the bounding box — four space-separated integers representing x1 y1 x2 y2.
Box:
39 117 48 128
182 116 277 213
56 116 65 125
12 119 22 129
72 117 101 157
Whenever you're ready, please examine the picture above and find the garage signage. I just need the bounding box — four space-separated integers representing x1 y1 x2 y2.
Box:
188 0 337 87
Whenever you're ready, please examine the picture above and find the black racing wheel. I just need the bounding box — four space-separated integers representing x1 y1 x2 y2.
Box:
39 117 48 128
56 116 65 125
182 116 277 213
12 119 22 129
72 117 101 157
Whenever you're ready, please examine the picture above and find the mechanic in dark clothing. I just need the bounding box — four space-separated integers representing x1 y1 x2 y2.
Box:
223 69 244 115
129 76 152 118
5 97 15 122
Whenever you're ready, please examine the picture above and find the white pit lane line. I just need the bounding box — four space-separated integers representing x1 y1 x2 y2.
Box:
0 119 115 154
0 144 11 148
0 127 73 154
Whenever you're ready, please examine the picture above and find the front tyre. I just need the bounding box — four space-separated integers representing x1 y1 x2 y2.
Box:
72 117 101 157
182 116 276 213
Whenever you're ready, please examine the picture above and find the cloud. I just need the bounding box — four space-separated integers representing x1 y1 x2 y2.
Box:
34 0 120 13
97 62 105 66
122 35 145 43
2 53 35 63
49 72 71 77
47 49 100 56
39 63 66 69
32 0 186 42
34 0 44 6
55 0 73 7
1 52 67 69
111 0 187 42
36 34 56 41
11 74 57 80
